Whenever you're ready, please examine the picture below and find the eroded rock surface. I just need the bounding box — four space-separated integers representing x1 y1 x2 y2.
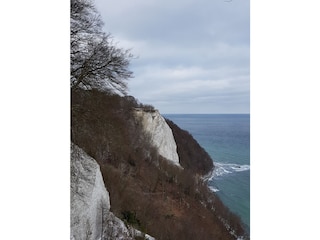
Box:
71 143 155 240
134 109 180 167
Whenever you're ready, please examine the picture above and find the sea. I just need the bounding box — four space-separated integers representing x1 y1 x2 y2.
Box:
164 114 250 232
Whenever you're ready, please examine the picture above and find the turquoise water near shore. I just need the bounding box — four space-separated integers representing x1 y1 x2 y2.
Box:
164 114 250 231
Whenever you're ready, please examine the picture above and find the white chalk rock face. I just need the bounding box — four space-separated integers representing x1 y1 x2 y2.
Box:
134 109 180 167
71 143 111 240
71 143 155 240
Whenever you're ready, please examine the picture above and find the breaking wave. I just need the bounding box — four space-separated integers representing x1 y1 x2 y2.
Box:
208 186 220 192
208 162 250 180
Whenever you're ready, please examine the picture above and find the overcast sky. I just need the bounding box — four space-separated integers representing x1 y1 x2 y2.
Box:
95 0 249 114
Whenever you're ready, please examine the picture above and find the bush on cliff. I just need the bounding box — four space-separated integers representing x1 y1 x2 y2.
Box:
71 88 248 239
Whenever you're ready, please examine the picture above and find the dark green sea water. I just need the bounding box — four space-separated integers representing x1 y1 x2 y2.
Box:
164 114 250 231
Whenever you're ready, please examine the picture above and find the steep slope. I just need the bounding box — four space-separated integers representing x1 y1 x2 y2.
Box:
71 143 154 240
71 88 248 239
133 108 180 167
165 118 213 175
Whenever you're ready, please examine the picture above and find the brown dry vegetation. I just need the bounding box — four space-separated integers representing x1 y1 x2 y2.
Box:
71 88 249 239
165 119 214 176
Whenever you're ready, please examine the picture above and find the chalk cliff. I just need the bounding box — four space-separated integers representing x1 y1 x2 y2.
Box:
71 143 155 240
133 109 180 167
71 89 248 239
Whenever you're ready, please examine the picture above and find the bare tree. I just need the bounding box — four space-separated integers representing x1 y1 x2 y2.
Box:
71 0 133 94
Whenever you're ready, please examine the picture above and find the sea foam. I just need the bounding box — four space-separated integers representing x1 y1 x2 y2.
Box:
209 162 250 180
208 186 220 192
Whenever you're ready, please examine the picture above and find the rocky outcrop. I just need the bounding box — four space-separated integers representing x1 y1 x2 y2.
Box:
133 109 180 167
71 143 155 240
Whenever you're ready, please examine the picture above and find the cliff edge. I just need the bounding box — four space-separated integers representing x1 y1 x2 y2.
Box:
71 143 155 240
133 108 180 167
71 89 248 239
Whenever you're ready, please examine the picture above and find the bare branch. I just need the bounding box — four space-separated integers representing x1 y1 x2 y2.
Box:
71 0 133 94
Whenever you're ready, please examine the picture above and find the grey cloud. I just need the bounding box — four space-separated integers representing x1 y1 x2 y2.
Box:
95 0 250 113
